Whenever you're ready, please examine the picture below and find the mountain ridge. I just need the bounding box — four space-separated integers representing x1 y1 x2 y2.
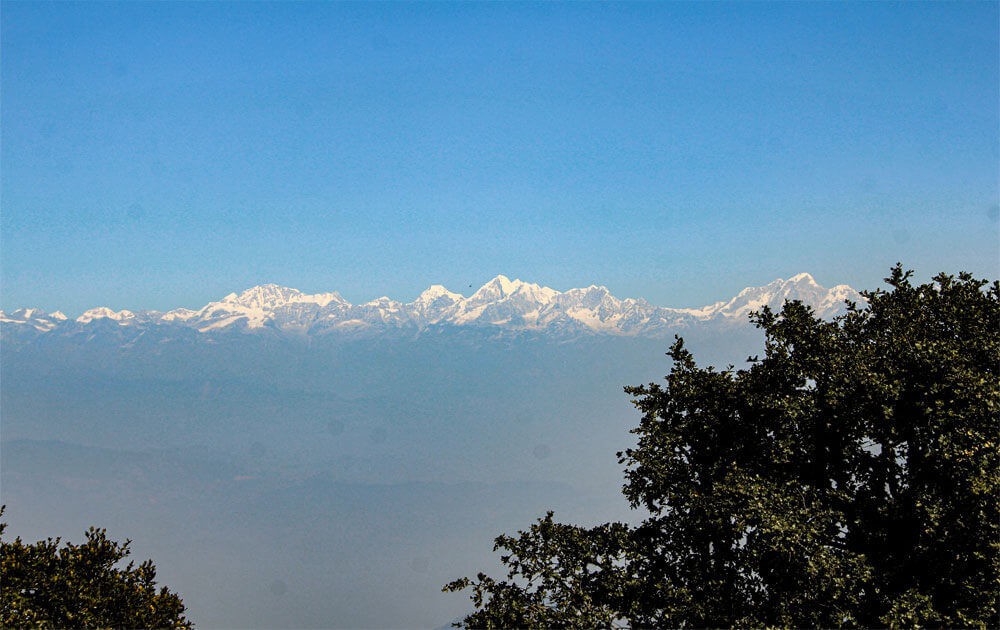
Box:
1 274 864 339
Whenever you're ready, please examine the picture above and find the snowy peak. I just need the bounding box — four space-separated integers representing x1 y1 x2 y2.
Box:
556 285 615 310
216 283 346 309
306 292 349 308
3 272 864 338
416 284 463 304
197 285 299 330
223 284 304 310
410 284 464 324
161 308 198 322
194 284 352 331
821 284 863 311
709 274 862 319
361 296 403 309
0 308 69 332
788 272 818 285
448 276 561 327
468 275 557 306
76 307 137 324
468 275 517 303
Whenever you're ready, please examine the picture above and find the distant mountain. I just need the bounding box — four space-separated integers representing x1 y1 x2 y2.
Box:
0 274 863 341
0 307 69 331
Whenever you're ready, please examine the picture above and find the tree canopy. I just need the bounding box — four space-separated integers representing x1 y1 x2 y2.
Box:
0 509 192 629
445 266 999 628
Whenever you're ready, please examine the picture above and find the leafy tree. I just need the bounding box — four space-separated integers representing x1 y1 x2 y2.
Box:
445 266 999 628
1 508 192 628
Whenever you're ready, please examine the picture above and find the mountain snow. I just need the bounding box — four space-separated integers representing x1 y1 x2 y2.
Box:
76 307 137 324
2 274 865 339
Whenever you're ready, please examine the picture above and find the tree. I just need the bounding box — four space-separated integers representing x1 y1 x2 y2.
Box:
445 266 999 628
0 508 192 628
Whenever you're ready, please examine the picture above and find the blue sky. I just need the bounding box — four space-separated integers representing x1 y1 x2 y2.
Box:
2 2 997 314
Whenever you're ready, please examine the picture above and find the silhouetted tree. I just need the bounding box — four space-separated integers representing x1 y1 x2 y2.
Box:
446 265 999 628
1 508 192 628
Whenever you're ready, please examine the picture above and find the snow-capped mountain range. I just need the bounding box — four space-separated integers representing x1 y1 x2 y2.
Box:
0 273 862 339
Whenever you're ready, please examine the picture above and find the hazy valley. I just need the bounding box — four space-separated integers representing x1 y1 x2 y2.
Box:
3 273 857 626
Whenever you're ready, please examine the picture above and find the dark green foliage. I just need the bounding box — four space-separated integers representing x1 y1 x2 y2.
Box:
0 509 192 628
445 266 999 628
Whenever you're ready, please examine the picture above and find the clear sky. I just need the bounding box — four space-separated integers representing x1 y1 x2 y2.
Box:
2 1 997 314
